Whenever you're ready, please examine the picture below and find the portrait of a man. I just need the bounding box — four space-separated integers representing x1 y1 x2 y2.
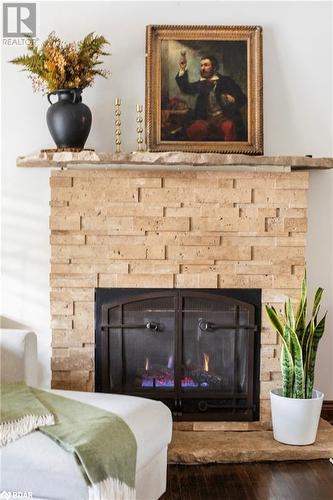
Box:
146 26 263 154
161 40 248 143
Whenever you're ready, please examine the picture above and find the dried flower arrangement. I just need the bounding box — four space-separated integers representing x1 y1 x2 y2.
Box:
10 32 110 93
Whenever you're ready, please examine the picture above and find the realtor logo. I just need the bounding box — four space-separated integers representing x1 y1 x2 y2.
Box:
3 3 36 37
0 490 12 500
0 492 11 500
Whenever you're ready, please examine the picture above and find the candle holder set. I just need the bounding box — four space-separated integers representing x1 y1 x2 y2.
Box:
114 97 122 153
113 98 145 153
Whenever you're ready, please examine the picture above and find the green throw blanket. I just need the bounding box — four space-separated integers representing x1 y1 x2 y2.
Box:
0 383 137 500
0 383 55 445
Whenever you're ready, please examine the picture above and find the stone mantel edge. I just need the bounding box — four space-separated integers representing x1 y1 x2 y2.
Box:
17 151 333 171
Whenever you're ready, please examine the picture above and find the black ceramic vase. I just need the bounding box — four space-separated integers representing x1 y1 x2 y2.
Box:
46 89 92 149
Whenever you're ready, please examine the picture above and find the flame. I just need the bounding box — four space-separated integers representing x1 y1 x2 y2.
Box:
144 357 150 371
203 352 209 372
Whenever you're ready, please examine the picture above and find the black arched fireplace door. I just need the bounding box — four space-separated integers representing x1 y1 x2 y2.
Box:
95 288 261 421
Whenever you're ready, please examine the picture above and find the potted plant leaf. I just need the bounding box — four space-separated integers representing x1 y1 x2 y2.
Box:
265 272 327 445
10 32 110 150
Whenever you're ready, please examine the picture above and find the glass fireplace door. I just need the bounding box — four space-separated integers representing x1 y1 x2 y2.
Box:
95 288 260 421
98 291 177 405
179 292 256 419
122 296 176 392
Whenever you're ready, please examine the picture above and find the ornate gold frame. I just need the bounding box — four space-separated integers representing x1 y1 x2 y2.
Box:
146 25 263 155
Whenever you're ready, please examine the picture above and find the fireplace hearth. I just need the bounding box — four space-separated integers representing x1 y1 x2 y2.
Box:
95 288 261 421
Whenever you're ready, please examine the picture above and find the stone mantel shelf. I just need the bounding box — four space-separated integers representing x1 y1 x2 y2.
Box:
17 151 333 172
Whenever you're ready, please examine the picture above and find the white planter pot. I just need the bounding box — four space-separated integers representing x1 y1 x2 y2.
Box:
270 388 324 445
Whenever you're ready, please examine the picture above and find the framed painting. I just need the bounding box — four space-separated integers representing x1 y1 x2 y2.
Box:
146 25 263 155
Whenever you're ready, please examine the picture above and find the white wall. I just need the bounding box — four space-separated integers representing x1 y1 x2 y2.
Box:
1 1 332 395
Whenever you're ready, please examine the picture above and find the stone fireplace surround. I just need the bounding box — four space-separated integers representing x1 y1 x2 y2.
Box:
49 164 309 429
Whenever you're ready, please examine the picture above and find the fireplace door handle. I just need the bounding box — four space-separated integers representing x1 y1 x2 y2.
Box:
198 319 220 332
198 319 257 332
101 321 160 331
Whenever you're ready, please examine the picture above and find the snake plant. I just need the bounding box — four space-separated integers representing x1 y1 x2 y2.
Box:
265 272 327 399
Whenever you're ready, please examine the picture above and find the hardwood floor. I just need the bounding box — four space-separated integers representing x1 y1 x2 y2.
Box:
162 460 333 500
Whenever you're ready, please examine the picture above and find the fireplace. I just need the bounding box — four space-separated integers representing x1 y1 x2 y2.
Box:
50 167 308 427
95 288 261 421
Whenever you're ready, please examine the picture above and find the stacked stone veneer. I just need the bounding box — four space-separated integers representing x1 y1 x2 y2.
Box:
50 168 308 420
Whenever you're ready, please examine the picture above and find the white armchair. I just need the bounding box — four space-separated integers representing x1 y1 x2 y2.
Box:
0 329 172 500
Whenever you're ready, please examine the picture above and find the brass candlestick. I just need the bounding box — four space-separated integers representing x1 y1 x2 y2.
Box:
114 97 121 153
136 104 144 151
